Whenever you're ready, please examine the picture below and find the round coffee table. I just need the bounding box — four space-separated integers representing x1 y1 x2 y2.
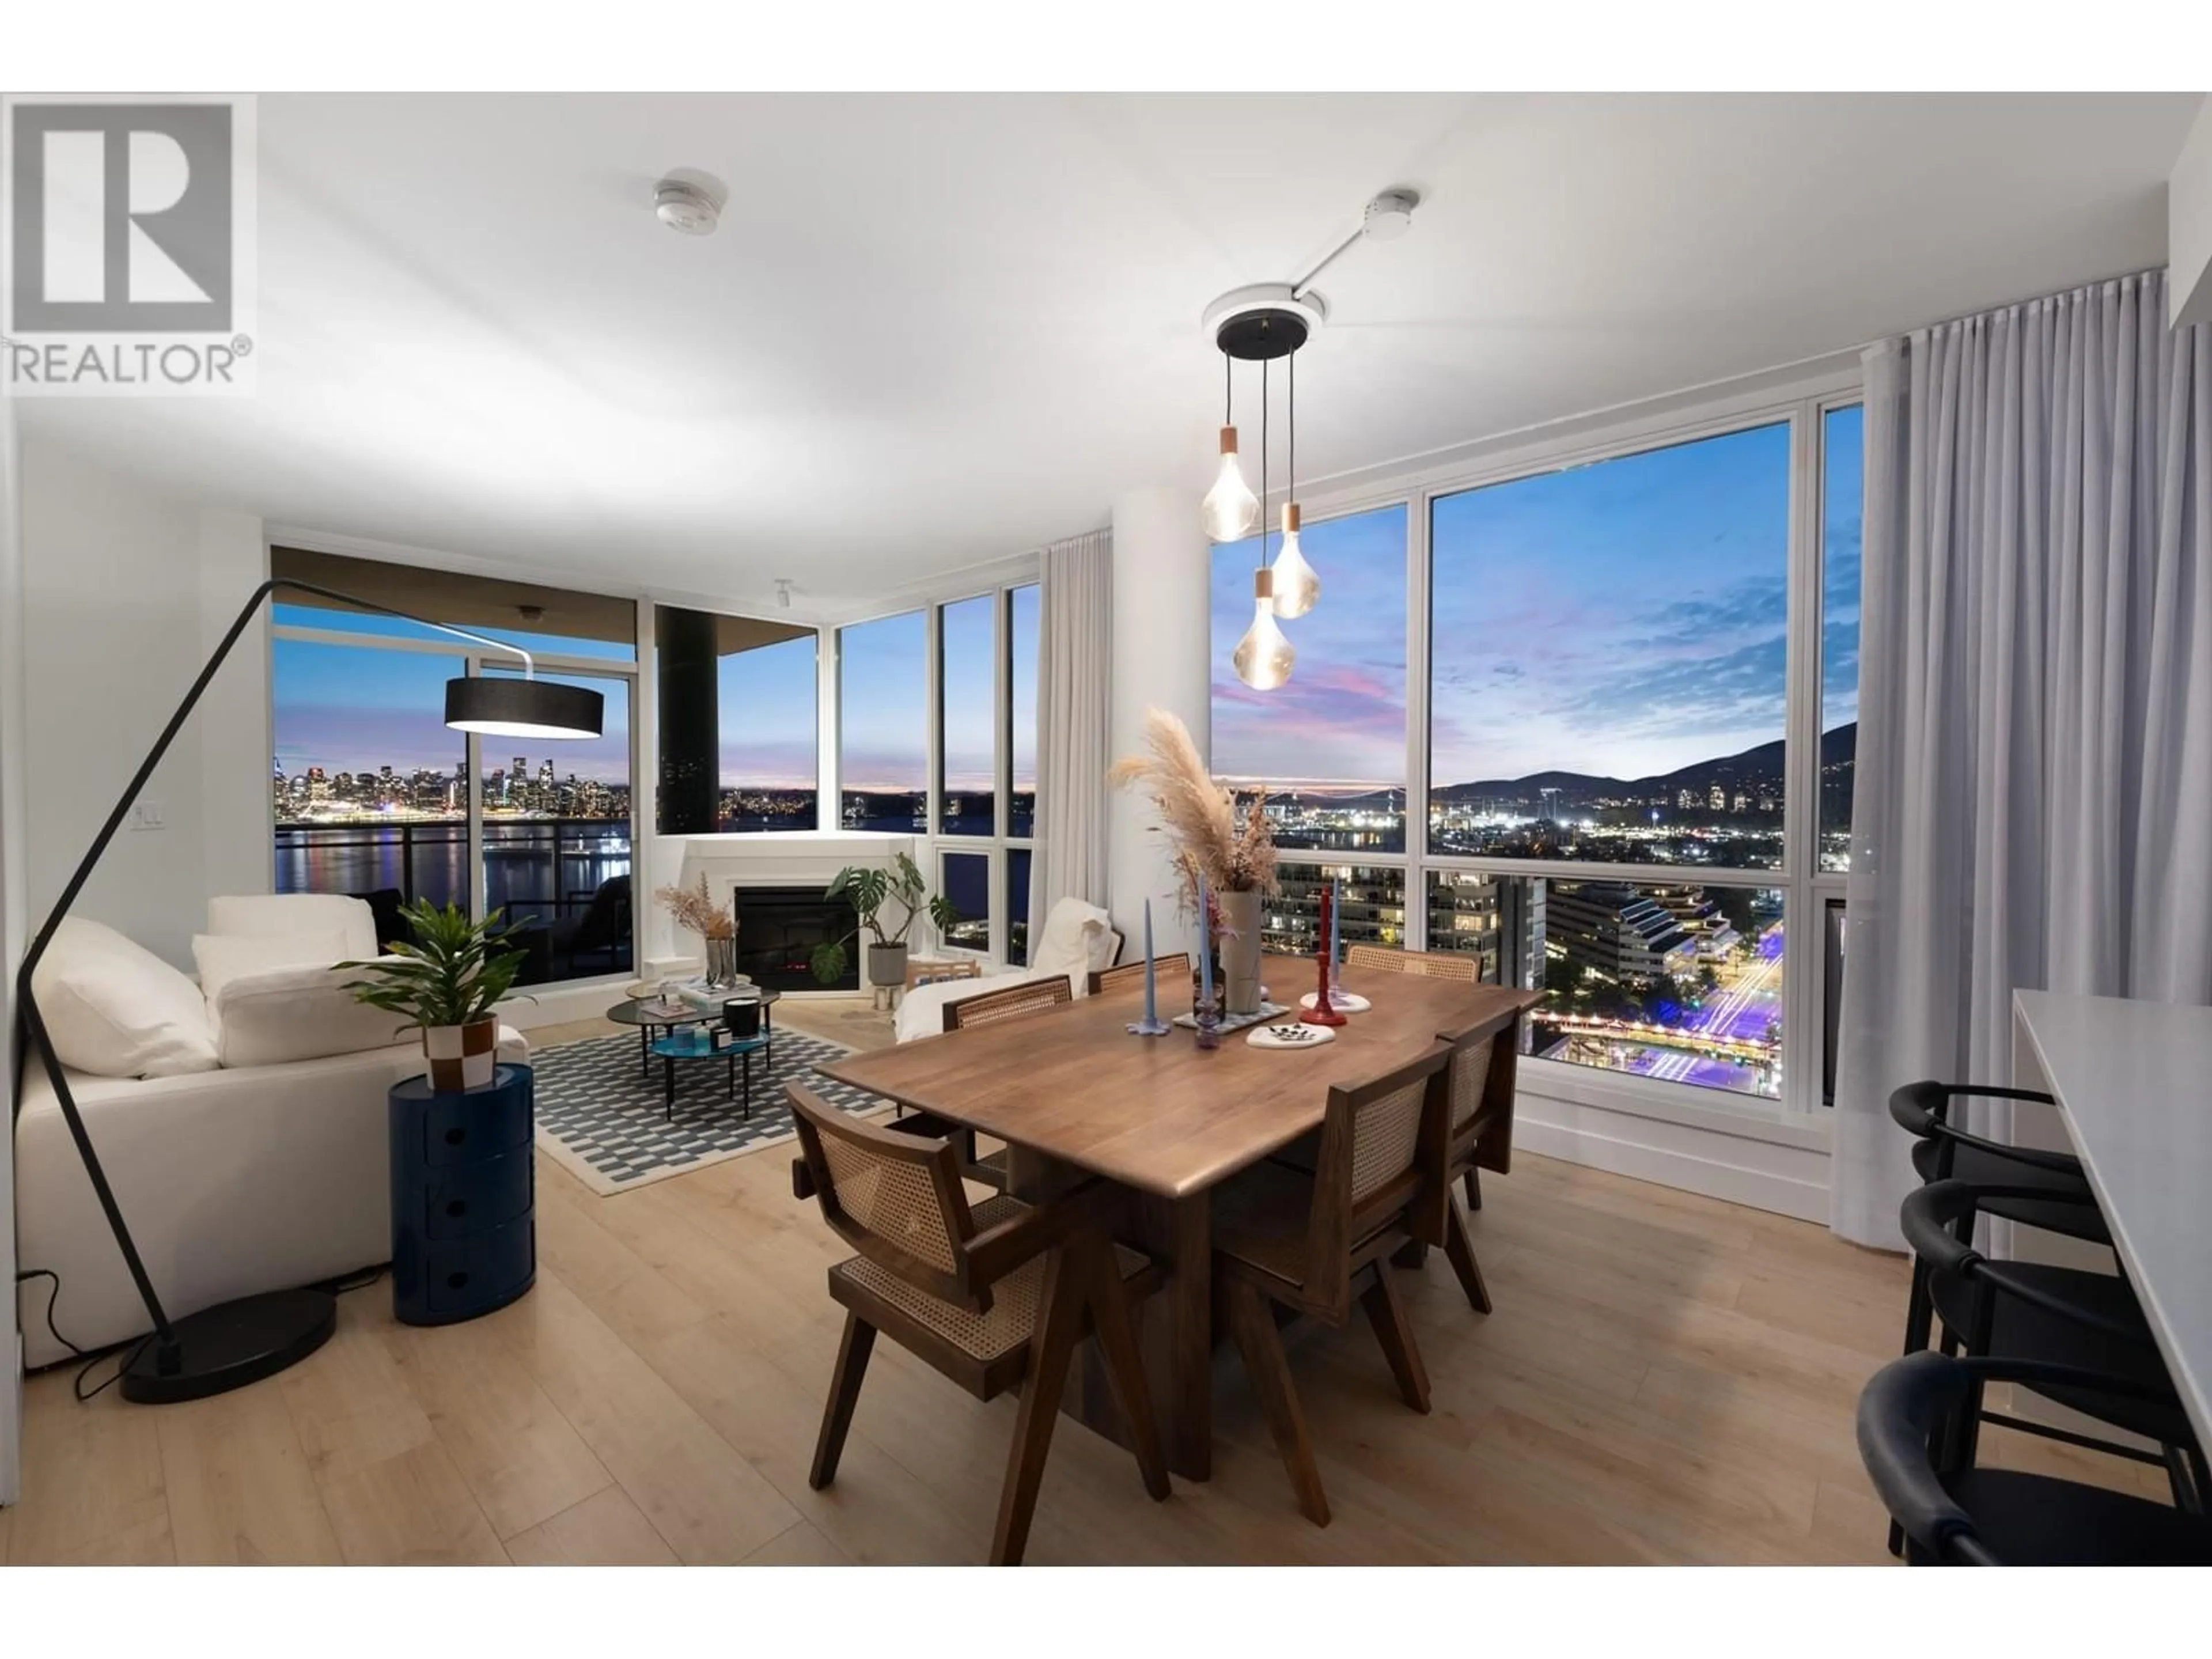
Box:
608 990 780 1081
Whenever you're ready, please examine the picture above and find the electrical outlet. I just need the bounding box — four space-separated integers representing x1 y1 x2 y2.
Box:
128 799 165 832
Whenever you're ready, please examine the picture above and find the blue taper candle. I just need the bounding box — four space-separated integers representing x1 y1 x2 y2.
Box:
1198 879 1214 1002
1142 897 1158 1027
1330 875 1342 968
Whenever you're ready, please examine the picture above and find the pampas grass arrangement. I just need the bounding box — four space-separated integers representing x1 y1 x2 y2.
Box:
1109 707 1278 897
655 874 735 941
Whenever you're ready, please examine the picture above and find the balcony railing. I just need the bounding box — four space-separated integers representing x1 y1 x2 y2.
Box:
274 816 633 984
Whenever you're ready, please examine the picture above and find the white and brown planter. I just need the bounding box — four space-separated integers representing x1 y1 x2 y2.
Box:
423 1017 499 1093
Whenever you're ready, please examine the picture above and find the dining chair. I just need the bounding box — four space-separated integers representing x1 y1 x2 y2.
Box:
1089 953 1192 997
943 974 1075 1032
786 1084 1171 1565
910 976 1081 1191
1858 1351 2212 1565
1425 1012 1518 1313
1213 1044 1453 1527
1342 943 1479 983
1901 1178 2206 1511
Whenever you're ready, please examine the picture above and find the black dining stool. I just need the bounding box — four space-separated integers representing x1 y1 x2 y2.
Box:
1859 1351 2212 1565
1901 1178 2207 1512
1888 1081 2107 1362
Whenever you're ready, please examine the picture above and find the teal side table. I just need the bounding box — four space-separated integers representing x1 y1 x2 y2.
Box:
388 1063 536 1325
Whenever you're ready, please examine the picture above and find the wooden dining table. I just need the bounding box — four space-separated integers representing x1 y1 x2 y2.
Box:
814 955 1541 1480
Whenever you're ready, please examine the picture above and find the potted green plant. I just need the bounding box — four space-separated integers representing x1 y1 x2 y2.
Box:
810 851 959 987
342 899 529 1092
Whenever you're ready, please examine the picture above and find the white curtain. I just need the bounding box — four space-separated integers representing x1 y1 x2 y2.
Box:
1832 270 2212 1248
1029 528 1112 925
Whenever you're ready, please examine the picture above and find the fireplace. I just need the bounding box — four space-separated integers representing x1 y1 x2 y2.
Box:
733 885 857 991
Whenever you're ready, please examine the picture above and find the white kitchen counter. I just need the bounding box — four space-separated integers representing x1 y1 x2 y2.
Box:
2013 990 2212 1449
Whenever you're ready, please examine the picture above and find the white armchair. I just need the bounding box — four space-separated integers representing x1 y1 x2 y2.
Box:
892 897 1123 1042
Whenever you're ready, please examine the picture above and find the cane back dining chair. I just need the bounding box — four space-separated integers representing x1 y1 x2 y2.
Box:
1426 1011 1519 1312
1342 943 1480 983
900 975 1082 1191
786 1084 1170 1565
1089 953 1192 998
944 974 1075 1032
1212 1044 1454 1527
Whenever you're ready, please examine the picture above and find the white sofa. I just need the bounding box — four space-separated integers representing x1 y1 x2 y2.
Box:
892 897 1124 1043
14 895 525 1368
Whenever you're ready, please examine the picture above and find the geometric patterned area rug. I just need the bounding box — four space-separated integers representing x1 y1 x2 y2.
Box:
531 1027 897 1196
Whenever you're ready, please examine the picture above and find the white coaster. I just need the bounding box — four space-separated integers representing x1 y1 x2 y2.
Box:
1247 1021 1338 1049
1298 990 1372 1013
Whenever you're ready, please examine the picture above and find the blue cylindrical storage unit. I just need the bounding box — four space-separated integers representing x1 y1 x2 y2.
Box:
389 1063 537 1325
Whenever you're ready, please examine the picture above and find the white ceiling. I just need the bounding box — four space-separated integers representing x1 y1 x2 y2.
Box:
22 91 2200 614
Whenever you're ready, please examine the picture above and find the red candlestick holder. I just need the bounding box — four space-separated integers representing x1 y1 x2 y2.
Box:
1301 885 1349 1027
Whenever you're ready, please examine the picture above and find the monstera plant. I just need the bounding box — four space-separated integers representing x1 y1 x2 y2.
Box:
810 851 960 987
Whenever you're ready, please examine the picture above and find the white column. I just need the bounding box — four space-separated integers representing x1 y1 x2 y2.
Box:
1108 484 1210 956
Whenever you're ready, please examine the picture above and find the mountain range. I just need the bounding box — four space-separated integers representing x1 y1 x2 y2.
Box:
1263 725 1855 808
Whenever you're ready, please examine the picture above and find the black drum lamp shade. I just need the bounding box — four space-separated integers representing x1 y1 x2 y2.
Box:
445 673 604 739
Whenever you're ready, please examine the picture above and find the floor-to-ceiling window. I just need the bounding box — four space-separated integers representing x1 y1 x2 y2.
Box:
1426 423 1791 1101
270 547 639 986
837 609 929 832
897 584 1039 964
1206 388 1864 1119
655 608 819 833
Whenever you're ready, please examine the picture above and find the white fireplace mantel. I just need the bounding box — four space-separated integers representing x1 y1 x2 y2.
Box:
644 831 922 982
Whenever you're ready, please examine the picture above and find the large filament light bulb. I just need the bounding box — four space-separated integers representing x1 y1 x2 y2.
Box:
1269 504 1320 619
1233 567 1296 691
1201 426 1260 543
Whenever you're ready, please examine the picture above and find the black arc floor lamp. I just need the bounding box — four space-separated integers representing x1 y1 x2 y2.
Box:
15 578 603 1404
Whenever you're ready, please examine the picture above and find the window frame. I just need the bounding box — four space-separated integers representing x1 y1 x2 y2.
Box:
1243 368 1861 1130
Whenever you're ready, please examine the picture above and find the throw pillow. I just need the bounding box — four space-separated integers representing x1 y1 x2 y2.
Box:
192 929 351 1005
28 918 220 1078
210 962 415 1068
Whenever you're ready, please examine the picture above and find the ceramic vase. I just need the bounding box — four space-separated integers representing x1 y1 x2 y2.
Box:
1218 888 1264 1016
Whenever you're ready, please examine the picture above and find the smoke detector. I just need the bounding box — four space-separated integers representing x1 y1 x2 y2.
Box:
654 176 721 236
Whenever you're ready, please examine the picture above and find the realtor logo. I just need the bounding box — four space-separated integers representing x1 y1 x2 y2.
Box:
3 93 257 395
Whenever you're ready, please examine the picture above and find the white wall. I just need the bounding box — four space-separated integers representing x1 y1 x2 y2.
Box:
17 437 268 967
2172 95 2212 331
2 389 26 1506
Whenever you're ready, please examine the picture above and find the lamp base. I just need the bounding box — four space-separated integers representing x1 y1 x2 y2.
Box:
119 1287 338 1404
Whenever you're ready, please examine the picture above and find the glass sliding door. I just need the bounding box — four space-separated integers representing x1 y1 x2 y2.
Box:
480 666 636 986
272 637 470 912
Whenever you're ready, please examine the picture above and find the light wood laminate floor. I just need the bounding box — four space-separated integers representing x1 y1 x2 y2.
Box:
2 1015 2168 1564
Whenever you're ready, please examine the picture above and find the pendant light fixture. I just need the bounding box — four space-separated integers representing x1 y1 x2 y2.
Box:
1207 287 1325 688
1204 192 1419 669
